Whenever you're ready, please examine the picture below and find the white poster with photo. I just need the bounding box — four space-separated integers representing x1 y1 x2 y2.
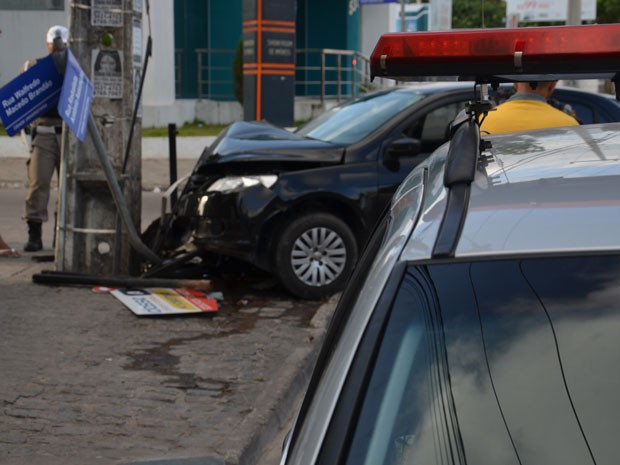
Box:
92 0 123 27
133 0 143 13
92 49 123 99
132 17 143 67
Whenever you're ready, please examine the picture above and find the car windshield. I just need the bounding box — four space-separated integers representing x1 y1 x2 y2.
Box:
296 89 426 145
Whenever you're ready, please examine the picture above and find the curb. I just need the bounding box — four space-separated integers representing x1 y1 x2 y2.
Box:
236 294 339 465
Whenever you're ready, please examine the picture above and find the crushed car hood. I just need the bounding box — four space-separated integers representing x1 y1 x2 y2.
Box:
194 121 345 171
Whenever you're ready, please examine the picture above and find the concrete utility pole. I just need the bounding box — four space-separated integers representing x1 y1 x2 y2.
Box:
566 0 582 25
58 0 143 275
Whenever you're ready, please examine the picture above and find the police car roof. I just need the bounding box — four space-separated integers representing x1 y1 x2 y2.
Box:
397 122 620 261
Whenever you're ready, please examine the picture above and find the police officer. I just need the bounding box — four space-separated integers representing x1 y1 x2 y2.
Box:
480 81 580 135
22 25 68 252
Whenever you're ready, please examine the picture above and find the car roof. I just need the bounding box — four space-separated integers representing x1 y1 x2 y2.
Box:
397 122 620 261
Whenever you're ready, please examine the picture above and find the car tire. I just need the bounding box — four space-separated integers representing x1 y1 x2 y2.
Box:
275 213 358 300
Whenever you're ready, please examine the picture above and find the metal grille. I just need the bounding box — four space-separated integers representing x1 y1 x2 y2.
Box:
178 48 393 101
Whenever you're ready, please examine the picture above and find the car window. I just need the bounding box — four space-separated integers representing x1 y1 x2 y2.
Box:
521 254 620 464
562 101 594 123
343 267 464 465
296 90 426 145
338 253 620 465
491 86 615 125
420 101 468 151
465 259 594 464
400 100 469 154
551 91 620 124
430 255 620 465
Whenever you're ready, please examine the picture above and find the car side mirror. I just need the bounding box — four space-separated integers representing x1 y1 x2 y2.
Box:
386 137 422 158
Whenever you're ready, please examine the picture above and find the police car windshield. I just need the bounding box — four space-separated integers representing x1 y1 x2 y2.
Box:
296 89 425 145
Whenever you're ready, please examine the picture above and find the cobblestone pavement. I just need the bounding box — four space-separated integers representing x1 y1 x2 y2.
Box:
0 138 337 465
0 257 336 465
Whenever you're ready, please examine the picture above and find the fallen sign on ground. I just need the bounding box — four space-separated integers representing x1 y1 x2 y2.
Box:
110 287 219 316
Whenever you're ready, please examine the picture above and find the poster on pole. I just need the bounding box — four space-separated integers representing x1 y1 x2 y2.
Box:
91 0 123 27
132 17 142 67
92 49 123 99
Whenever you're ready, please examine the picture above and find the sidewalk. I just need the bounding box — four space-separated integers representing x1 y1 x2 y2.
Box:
0 246 337 465
0 136 216 191
0 134 337 465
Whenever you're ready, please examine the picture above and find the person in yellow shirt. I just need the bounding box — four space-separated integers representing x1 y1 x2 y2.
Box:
480 81 579 135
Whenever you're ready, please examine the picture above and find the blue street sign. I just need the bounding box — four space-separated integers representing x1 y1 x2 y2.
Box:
0 55 63 137
58 50 93 141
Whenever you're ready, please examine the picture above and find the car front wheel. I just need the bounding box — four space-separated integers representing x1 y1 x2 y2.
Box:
275 213 358 300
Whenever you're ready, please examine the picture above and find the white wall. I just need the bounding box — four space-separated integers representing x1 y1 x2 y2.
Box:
0 0 177 127
360 4 431 58
360 4 396 59
0 3 70 87
141 0 175 106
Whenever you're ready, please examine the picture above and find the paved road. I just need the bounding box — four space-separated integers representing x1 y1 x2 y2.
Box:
0 184 335 465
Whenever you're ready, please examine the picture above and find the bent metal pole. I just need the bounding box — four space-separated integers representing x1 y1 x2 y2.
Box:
87 112 162 266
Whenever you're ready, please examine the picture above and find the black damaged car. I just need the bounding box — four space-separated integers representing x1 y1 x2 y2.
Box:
145 82 620 299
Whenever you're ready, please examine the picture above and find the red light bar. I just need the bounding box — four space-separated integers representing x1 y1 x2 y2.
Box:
370 24 620 81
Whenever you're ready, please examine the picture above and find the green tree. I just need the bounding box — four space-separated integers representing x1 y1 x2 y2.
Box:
597 0 620 23
452 0 507 28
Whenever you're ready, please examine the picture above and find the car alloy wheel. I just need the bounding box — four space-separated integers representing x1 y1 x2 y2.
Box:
291 226 346 286
275 213 358 300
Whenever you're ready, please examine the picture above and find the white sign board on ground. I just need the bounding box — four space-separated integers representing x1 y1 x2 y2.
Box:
111 288 219 316
506 0 596 22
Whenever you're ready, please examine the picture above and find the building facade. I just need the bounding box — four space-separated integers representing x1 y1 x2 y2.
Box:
0 0 424 127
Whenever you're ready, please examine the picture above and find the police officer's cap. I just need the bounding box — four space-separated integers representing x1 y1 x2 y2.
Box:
46 25 69 44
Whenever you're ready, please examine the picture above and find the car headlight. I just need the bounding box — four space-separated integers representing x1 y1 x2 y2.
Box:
207 175 278 193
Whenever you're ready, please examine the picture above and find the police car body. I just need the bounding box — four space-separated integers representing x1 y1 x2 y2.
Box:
280 24 620 465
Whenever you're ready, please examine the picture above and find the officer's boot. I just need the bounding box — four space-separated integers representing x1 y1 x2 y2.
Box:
24 220 43 252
